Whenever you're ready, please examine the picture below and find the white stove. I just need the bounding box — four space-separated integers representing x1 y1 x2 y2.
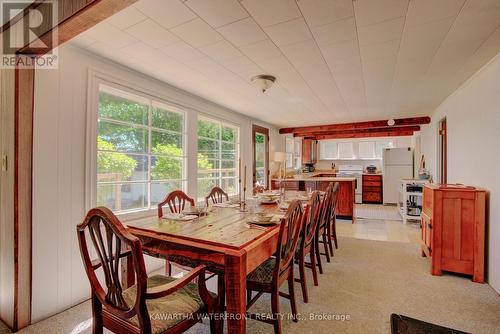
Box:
337 165 363 204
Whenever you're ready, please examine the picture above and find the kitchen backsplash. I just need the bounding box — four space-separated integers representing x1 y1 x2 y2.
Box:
314 159 383 172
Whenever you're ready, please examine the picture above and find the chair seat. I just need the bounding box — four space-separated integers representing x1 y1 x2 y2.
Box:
247 257 276 285
122 275 204 334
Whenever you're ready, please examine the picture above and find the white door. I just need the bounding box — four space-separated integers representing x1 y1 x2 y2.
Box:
383 165 413 204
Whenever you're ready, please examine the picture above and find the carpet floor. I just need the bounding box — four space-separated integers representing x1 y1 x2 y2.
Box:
17 237 500 334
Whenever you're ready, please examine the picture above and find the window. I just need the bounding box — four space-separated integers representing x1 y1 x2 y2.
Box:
197 117 240 200
285 137 301 169
319 141 338 160
358 141 376 159
96 84 187 213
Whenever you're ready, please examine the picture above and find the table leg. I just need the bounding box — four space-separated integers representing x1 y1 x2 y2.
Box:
225 252 247 334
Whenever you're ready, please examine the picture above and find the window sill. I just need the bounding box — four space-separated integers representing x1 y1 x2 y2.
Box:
116 208 157 223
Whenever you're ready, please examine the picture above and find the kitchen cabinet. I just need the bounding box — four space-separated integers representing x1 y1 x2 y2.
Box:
270 180 300 190
421 184 486 283
362 174 382 204
302 139 317 164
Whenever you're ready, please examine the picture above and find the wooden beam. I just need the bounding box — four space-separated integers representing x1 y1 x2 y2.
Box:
279 116 430 134
310 130 415 140
294 126 420 138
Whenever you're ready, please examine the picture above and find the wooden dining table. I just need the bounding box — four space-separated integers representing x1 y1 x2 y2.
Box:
126 198 294 334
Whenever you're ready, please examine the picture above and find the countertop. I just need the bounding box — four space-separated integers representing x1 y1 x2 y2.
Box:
271 172 356 182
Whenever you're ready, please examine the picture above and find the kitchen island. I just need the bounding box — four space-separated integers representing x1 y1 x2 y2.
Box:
271 173 356 221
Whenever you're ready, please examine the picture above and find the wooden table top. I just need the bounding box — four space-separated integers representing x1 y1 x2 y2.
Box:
127 202 285 250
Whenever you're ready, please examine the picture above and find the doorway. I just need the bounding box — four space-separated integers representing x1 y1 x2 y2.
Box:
438 118 447 184
252 124 269 189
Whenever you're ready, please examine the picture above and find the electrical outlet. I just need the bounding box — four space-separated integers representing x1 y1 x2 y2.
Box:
2 155 7 171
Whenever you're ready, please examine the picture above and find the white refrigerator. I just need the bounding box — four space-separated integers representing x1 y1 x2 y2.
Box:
383 147 414 204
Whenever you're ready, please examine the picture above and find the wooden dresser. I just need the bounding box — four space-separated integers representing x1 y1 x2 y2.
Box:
421 184 486 283
362 174 383 204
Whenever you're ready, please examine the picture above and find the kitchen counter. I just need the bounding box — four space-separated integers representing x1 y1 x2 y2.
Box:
271 171 356 182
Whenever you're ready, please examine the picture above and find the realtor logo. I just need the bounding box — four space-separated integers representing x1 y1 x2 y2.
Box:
1 0 58 69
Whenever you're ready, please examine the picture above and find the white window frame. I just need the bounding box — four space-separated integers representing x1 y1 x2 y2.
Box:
87 75 188 220
196 115 240 201
285 137 301 169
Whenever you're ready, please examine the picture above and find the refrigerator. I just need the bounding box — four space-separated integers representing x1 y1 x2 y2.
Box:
383 147 414 204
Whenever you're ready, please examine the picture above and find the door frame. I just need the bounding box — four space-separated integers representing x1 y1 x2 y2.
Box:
252 124 270 189
438 117 447 184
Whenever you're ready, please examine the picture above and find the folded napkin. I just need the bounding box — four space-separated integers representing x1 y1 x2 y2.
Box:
213 203 240 208
162 213 198 221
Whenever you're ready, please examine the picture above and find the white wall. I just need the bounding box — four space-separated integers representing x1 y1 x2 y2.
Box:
32 44 283 322
420 53 500 293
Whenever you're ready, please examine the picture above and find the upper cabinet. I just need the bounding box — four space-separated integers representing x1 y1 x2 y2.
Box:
319 137 413 160
302 139 318 164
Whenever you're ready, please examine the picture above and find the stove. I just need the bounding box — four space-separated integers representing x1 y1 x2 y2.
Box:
337 165 363 204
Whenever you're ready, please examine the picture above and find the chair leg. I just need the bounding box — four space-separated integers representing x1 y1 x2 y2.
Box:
247 290 252 305
91 294 103 334
332 217 338 249
271 289 282 334
310 247 319 286
165 260 172 276
315 236 323 274
288 270 299 323
327 224 334 257
298 256 308 303
322 232 331 263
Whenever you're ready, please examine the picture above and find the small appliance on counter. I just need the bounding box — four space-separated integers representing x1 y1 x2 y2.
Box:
302 163 315 173
366 165 377 174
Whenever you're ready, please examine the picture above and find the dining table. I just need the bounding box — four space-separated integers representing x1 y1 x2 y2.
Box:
125 193 309 334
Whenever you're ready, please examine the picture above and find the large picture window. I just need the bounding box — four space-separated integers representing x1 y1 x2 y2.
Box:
197 117 240 200
96 84 187 213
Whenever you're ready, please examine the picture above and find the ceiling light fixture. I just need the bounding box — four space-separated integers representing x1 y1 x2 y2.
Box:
251 74 276 93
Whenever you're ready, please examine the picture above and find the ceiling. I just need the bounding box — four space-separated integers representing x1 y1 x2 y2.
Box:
71 0 500 127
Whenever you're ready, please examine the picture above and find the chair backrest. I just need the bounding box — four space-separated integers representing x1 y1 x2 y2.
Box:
274 200 306 279
157 190 195 217
301 191 322 248
330 182 340 221
253 183 265 196
318 183 335 230
77 207 148 321
205 186 229 206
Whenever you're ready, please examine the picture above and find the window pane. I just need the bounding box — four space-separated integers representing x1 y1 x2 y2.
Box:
221 160 235 169
151 182 184 205
98 121 147 153
98 91 148 126
221 178 237 195
222 125 237 143
151 155 184 180
221 142 236 160
97 183 147 212
97 152 147 182
198 119 220 139
198 179 218 199
198 159 219 171
198 138 220 159
152 106 183 132
151 131 183 156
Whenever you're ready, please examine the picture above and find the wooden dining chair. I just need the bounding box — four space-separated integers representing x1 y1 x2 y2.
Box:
157 190 195 218
77 207 221 334
314 183 335 274
253 183 265 196
295 191 322 303
329 183 340 251
205 186 229 206
246 200 307 334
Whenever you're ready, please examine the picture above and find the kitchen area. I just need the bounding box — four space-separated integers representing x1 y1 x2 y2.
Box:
274 118 431 224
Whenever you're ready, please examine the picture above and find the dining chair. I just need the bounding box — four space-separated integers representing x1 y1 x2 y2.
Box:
253 183 265 196
77 207 222 334
295 191 322 303
205 186 229 206
314 183 336 274
329 183 340 251
246 200 307 334
157 190 195 218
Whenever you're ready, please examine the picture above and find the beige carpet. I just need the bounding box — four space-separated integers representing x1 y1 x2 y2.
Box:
18 237 500 334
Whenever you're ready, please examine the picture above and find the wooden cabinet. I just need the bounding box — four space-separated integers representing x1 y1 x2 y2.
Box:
302 139 317 164
421 184 486 283
270 180 300 190
362 174 382 204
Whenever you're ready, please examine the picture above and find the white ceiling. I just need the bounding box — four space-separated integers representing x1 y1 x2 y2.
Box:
71 0 500 127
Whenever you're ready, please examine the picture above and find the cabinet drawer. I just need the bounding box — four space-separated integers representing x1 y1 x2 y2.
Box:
363 180 381 187
363 186 381 192
363 192 382 203
363 175 382 181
